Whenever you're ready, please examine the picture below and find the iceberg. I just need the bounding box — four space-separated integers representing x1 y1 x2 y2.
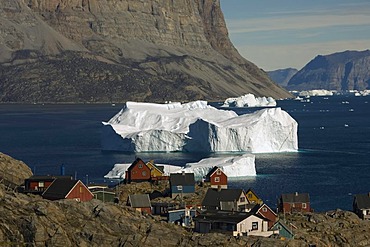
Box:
222 93 276 107
181 154 256 178
101 101 298 153
299 90 334 97
104 154 256 180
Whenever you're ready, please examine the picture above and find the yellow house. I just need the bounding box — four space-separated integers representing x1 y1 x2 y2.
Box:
245 188 263 205
146 160 164 178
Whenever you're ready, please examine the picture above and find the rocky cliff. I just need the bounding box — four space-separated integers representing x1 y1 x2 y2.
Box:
0 0 290 103
2 153 370 246
267 68 298 88
287 50 370 91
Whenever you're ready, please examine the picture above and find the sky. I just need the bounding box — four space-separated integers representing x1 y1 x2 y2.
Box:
220 0 370 71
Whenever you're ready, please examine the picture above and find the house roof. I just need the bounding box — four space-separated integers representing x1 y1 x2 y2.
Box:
205 166 224 178
127 158 146 171
170 173 195 186
194 210 264 224
146 161 164 174
202 188 244 207
246 188 260 198
272 220 294 234
42 178 79 199
281 193 310 203
128 194 151 208
254 203 278 217
354 193 370 209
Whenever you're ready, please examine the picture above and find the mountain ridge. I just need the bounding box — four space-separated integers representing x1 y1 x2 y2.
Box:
0 0 291 103
287 50 370 91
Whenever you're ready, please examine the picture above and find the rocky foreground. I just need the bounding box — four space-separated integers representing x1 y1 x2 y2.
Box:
2 154 370 246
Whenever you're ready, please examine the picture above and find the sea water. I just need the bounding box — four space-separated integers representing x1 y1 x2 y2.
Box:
0 95 369 212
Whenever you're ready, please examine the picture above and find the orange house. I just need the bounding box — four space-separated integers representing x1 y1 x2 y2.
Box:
125 158 151 183
42 178 93 202
205 167 227 189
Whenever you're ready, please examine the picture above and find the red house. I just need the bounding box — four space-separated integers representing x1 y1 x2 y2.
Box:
24 175 73 194
205 167 227 189
125 158 151 183
278 192 311 214
253 204 278 229
42 178 94 202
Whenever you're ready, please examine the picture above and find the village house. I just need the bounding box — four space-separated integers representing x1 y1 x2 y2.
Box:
145 160 165 178
42 178 93 202
278 192 311 214
168 208 198 227
24 175 73 194
127 194 152 214
88 184 116 203
193 210 276 237
202 188 249 211
125 158 151 183
251 203 278 229
245 188 263 205
271 220 295 239
353 193 370 220
169 173 195 199
204 167 227 189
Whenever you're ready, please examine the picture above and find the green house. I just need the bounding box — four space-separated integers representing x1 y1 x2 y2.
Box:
93 191 116 203
271 220 294 239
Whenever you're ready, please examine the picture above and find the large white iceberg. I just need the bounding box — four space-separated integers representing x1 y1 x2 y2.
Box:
222 94 276 107
104 154 256 179
101 101 298 153
299 90 334 97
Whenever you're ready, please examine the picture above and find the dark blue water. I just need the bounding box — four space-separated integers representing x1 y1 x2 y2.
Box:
1 96 369 212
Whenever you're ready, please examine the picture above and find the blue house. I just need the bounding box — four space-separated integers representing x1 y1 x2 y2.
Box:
170 173 195 199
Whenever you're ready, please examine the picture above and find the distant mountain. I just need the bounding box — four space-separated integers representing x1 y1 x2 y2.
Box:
267 68 298 87
0 0 290 103
287 50 370 91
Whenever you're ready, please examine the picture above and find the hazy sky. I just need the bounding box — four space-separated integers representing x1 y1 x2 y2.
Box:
220 0 370 71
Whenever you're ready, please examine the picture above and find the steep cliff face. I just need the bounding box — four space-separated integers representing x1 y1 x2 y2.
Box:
288 50 370 91
0 0 290 103
268 68 298 88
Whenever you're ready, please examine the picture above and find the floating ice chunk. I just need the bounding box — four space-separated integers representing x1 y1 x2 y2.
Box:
222 93 276 107
181 154 256 178
101 101 298 153
104 154 256 180
299 90 334 97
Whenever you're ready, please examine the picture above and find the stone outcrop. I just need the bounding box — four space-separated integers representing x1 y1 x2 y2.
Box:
0 152 33 186
0 0 290 103
288 50 370 91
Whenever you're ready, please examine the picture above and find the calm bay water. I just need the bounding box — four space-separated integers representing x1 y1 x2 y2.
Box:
1 95 370 212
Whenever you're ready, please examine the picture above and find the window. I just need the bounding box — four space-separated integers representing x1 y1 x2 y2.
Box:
302 203 307 209
216 169 221 175
138 164 143 168
177 185 183 191
247 193 252 198
142 171 147 176
214 177 220 182
38 181 44 188
240 197 245 202
262 207 267 212
252 222 258 230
